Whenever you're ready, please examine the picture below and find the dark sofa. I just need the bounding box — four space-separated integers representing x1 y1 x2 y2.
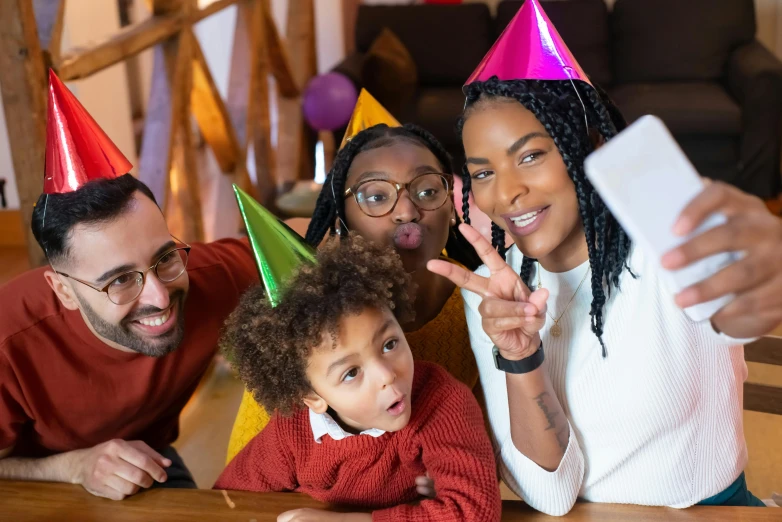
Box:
333 0 782 199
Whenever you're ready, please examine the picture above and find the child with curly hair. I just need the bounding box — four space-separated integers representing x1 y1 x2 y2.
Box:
214 236 501 522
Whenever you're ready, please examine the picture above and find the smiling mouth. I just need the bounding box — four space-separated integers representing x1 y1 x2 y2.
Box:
134 307 171 327
509 209 544 228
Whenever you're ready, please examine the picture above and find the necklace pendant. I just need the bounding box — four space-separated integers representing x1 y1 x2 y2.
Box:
550 323 562 338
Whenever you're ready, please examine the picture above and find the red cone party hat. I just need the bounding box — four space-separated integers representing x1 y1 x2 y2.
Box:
44 69 132 194
465 0 591 87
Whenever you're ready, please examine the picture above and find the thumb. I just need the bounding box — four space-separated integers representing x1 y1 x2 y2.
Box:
131 441 172 468
528 288 549 313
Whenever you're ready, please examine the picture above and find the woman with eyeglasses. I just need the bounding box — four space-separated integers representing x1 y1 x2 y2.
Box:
225 124 482 469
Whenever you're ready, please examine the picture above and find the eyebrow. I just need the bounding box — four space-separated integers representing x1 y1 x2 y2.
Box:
95 240 176 284
352 170 389 185
326 353 356 378
324 318 395 377
351 164 443 186
372 319 395 345
411 165 443 176
465 132 551 166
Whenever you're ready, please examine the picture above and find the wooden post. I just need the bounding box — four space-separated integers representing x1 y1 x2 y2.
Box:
0 0 49 266
248 0 276 207
138 0 203 242
342 0 360 55
276 0 317 191
225 0 256 200
190 33 240 173
33 0 66 64
226 0 277 208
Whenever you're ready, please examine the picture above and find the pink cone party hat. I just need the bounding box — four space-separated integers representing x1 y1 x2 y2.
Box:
465 0 591 87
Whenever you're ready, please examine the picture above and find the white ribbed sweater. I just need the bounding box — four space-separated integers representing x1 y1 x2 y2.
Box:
463 244 750 516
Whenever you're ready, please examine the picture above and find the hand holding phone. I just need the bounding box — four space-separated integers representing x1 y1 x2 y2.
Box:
584 115 738 322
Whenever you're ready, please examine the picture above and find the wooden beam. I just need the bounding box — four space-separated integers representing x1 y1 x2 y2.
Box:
58 12 182 81
160 0 203 242
56 0 240 81
276 0 317 187
190 32 240 173
247 0 276 207
286 0 317 88
744 383 782 416
225 0 277 206
745 337 782 366
138 22 203 242
147 0 185 15
138 43 177 206
226 0 251 148
342 0 360 55
33 0 65 64
262 1 298 98
224 1 255 201
0 0 49 266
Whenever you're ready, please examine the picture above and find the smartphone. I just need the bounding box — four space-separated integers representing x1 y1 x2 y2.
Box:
584 115 738 322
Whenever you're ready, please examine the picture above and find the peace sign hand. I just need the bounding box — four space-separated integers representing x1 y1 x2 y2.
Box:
428 224 548 361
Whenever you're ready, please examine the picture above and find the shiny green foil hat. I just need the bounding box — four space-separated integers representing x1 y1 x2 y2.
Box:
233 184 316 307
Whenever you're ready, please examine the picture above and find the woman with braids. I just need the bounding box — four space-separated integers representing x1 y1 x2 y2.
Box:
429 1 782 515
226 92 482 465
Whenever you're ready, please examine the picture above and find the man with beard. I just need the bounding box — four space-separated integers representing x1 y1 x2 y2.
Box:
0 72 257 500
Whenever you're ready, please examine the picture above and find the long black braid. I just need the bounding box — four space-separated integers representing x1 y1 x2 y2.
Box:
458 78 633 356
306 123 482 270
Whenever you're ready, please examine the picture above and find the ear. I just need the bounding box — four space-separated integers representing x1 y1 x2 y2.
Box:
302 391 329 414
43 270 80 311
589 128 606 150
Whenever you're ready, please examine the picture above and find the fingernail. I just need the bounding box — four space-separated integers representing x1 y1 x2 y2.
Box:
673 217 690 236
661 250 685 269
676 288 698 308
163 459 172 467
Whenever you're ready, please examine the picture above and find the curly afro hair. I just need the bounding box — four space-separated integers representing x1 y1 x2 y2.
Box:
220 235 414 416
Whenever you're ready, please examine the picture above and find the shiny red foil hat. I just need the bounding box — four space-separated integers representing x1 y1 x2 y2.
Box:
465 0 591 87
43 69 132 194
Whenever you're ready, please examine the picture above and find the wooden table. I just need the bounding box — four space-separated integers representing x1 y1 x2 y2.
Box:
0 481 778 521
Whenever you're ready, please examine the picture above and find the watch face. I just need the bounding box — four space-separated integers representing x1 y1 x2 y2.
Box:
492 345 501 370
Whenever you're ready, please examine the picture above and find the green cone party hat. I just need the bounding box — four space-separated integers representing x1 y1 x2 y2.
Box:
233 184 316 307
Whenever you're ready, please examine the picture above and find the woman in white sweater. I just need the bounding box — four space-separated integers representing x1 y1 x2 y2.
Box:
428 6 782 515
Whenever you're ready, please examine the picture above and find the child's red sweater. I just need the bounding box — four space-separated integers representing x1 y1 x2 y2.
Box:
215 361 501 522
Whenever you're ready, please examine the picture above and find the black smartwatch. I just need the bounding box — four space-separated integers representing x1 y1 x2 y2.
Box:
492 342 544 374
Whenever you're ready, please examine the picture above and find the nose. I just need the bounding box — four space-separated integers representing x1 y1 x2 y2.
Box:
137 271 171 310
391 189 421 224
495 167 529 210
376 360 397 388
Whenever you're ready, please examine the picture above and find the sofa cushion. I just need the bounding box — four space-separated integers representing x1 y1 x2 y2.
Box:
612 0 755 83
495 0 613 86
362 29 418 117
355 4 493 86
608 82 742 136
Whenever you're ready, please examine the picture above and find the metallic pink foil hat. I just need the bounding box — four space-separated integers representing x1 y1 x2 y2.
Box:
465 0 592 87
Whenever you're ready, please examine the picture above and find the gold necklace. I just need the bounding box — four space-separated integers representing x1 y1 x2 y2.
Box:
536 263 590 338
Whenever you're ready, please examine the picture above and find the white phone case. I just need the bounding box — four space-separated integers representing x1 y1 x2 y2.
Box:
584 115 737 322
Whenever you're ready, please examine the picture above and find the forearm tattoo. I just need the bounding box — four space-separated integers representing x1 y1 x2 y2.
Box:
534 392 568 451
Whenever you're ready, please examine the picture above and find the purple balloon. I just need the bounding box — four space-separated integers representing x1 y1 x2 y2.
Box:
302 73 358 131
